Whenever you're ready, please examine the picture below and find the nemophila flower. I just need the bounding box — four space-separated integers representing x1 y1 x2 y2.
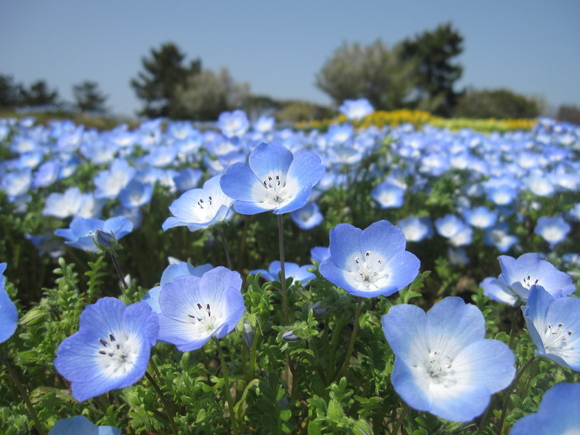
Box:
463 206 498 229
521 286 580 371
568 203 580 221
371 182 406 209
119 179 153 209
534 215 571 246
524 174 555 197
173 168 203 192
310 246 330 264
93 159 136 200
484 224 518 253
49 415 121 435
382 297 515 422
216 110 249 137
319 220 420 298
0 263 18 343
32 160 60 189
220 142 324 215
485 184 518 206
447 247 470 265
251 261 315 286
291 202 323 230
54 216 133 253
480 276 518 306
157 266 245 352
435 214 466 239
510 382 580 434
54 298 158 402
448 225 473 248
397 217 434 243
338 98 374 120
143 262 213 313
485 253 575 303
42 187 104 219
253 115 275 133
1 169 32 199
162 175 233 232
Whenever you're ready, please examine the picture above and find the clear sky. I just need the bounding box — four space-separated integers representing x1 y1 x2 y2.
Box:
2 0 579 117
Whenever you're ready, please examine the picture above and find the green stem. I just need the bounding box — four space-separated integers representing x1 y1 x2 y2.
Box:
217 228 233 270
0 352 46 435
277 214 289 325
215 338 238 434
110 252 128 290
393 404 409 435
145 370 178 434
496 355 536 435
336 297 363 380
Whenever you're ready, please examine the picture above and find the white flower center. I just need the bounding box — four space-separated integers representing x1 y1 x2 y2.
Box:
544 322 573 352
96 332 139 377
351 251 389 289
420 349 457 387
521 274 540 290
188 302 223 335
261 172 287 205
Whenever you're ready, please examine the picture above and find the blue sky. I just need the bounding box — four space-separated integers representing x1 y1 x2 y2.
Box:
2 1 579 117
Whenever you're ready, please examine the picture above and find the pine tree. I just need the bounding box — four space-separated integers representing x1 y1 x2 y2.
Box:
130 43 201 118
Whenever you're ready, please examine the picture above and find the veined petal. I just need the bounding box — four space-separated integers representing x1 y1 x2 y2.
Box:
360 220 406 263
248 142 293 181
426 298 485 358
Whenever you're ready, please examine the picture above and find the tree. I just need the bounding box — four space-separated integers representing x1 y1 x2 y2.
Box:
73 81 108 113
400 23 464 116
557 104 580 125
453 88 542 119
316 40 418 111
173 67 250 121
0 74 22 108
130 42 201 118
20 80 59 106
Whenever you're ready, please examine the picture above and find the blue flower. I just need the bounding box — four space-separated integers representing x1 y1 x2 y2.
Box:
291 202 323 230
216 110 249 137
382 297 515 422
397 217 434 243
162 175 233 232
251 260 315 286
157 266 245 351
338 98 374 120
0 263 18 343
49 415 121 435
143 261 214 313
521 286 580 371
510 383 580 434
534 215 571 246
54 298 159 402
119 179 154 209
371 182 406 209
54 216 133 253
490 253 575 303
220 142 324 215
319 220 420 298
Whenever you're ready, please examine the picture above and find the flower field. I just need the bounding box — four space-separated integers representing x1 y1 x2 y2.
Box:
1 102 579 434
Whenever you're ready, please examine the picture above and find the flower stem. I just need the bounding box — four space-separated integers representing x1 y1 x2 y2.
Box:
277 214 289 325
496 355 536 435
110 252 128 290
392 404 409 435
336 297 363 380
0 352 45 435
145 370 178 434
215 338 238 434
217 228 233 270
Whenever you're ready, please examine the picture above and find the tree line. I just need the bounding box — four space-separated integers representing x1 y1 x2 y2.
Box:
2 23 579 123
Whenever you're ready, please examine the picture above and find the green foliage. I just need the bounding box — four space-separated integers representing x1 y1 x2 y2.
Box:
400 22 464 116
316 40 418 110
453 88 542 119
130 42 202 118
73 80 108 113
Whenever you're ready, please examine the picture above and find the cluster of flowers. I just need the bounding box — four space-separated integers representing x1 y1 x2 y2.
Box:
1 99 580 432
